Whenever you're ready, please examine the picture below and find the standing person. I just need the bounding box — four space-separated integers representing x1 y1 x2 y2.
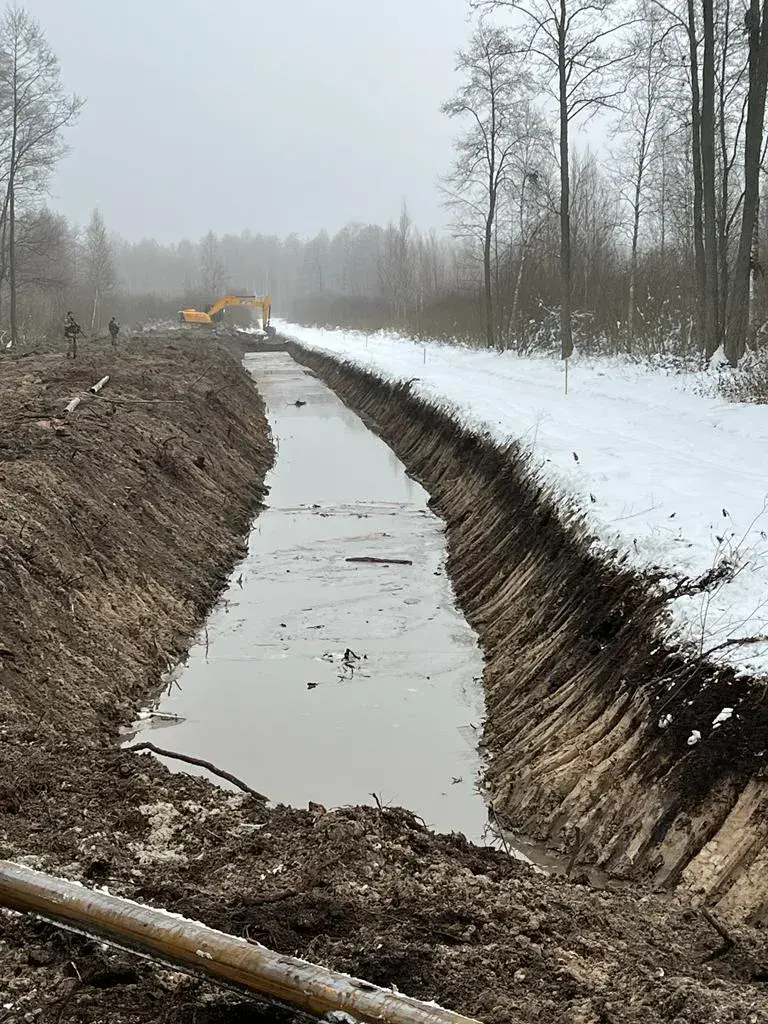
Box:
108 316 120 346
64 311 82 359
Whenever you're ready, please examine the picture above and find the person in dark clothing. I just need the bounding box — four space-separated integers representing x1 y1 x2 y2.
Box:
64 312 82 359
108 316 120 345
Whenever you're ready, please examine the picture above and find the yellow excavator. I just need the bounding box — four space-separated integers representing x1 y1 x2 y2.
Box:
179 294 274 335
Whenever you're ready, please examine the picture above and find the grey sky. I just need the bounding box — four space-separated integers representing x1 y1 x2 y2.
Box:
23 0 472 243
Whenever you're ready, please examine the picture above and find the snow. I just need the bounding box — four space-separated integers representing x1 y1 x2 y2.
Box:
275 320 768 679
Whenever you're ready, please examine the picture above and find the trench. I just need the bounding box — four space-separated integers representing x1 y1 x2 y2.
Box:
280 342 768 923
126 352 490 841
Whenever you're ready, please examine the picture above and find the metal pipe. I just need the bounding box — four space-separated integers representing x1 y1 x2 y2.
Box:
0 860 481 1024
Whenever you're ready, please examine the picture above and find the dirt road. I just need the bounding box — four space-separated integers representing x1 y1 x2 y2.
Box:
1 334 767 1023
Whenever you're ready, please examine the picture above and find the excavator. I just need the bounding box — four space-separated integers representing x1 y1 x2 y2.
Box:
179 294 275 335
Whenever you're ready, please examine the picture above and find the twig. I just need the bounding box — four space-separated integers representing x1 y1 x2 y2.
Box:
701 907 736 961
130 741 267 801
702 633 768 658
67 515 108 581
489 806 514 860
93 394 183 406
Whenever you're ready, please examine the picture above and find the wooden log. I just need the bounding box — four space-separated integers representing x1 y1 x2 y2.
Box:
346 557 413 566
0 860 481 1024
89 374 110 394
63 396 82 415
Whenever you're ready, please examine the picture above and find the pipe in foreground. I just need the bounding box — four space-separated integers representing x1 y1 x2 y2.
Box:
0 860 481 1024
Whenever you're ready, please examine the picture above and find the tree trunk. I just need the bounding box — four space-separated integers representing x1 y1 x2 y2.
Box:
700 0 720 358
9 179 16 347
627 138 647 354
717 2 731 321
8 38 18 348
558 2 574 360
483 210 495 349
726 0 768 364
511 249 526 347
687 0 707 351
748 199 760 345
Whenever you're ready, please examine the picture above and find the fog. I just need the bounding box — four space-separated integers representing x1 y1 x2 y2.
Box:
23 0 471 242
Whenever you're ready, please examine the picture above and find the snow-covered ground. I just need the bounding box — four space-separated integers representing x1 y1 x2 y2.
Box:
274 320 768 678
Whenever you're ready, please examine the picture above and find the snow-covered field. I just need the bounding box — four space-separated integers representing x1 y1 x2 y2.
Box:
275 320 768 679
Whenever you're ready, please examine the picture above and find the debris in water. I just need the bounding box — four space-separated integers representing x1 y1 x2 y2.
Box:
307 681 318 690
346 556 413 566
294 399 307 407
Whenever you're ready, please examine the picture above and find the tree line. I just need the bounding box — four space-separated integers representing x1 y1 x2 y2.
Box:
3 0 768 366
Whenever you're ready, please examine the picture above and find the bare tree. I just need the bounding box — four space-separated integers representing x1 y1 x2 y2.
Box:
473 0 630 358
442 23 523 348
612 0 670 349
379 202 415 324
0 4 82 344
82 207 115 330
199 229 225 298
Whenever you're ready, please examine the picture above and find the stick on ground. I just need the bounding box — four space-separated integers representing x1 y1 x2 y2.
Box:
130 742 267 801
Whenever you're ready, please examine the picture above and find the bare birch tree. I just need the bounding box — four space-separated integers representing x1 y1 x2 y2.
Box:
82 207 115 330
0 4 81 344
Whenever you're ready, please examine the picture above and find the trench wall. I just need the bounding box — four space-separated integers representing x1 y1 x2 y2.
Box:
287 341 768 924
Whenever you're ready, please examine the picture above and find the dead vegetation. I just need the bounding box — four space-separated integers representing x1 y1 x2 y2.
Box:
289 342 768 925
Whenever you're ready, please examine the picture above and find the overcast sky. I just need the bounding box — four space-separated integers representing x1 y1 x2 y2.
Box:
23 0 472 244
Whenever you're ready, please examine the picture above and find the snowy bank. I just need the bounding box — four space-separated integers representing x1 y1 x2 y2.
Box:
276 320 768 678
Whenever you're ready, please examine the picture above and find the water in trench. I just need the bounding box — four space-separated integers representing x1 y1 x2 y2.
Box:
126 352 490 841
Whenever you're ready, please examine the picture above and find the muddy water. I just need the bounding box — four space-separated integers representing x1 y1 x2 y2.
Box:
128 353 489 841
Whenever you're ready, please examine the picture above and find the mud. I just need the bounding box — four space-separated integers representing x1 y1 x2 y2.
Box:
1 334 768 1024
131 353 487 840
285 342 768 925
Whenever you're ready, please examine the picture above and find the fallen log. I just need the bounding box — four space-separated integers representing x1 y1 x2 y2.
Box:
0 860 481 1024
89 374 110 394
63 396 82 415
346 556 413 566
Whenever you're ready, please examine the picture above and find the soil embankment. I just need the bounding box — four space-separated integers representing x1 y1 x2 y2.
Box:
1 334 768 1024
287 342 768 926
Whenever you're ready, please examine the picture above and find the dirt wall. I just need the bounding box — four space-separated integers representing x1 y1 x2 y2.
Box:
287 342 768 925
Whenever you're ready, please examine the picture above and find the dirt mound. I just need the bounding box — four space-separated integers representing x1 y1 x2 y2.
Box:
3 750 768 1023
287 342 768 926
0 337 272 738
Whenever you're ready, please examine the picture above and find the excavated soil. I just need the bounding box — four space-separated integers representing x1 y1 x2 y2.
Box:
286 343 768 926
1 335 768 1023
